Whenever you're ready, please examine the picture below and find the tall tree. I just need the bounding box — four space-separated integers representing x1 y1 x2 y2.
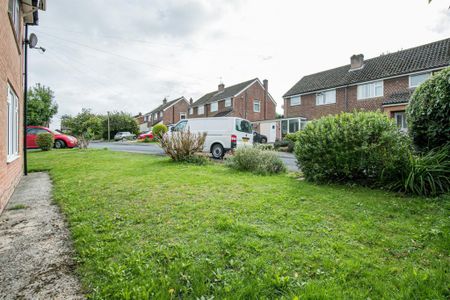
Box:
101 111 139 140
62 109 102 149
27 83 58 127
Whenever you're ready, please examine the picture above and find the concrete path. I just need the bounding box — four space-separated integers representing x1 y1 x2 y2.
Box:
0 173 84 300
89 141 300 172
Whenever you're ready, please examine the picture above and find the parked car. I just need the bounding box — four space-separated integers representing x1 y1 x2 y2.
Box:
138 131 154 140
114 132 136 141
170 117 253 159
253 131 268 144
26 126 78 149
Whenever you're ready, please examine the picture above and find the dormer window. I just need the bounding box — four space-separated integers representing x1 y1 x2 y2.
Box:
316 90 336 105
409 72 431 88
225 98 232 107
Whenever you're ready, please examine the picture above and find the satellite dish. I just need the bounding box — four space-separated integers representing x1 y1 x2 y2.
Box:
28 33 38 48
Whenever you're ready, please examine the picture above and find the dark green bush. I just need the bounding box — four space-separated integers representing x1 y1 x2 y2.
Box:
390 144 450 196
274 139 295 152
226 147 286 175
36 133 54 151
407 67 450 152
179 154 210 165
143 137 151 143
294 111 410 186
153 124 168 138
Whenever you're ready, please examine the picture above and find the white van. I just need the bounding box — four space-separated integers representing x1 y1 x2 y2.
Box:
170 117 253 158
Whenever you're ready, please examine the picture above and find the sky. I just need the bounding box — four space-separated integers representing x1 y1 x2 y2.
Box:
27 0 450 129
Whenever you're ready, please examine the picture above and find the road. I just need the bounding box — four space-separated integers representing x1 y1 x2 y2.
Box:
89 142 299 172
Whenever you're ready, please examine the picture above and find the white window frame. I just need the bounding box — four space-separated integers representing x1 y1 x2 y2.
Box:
8 0 20 37
409 72 431 88
7 84 19 163
198 105 204 115
316 89 336 105
290 96 301 106
189 108 193 115
394 111 408 132
210 102 218 112
253 99 261 112
357 81 383 100
224 98 232 107
180 112 186 120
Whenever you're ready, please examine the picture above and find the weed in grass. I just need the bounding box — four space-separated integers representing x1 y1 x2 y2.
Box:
8 204 28 210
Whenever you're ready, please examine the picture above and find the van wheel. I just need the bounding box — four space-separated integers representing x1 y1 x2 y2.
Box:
54 140 66 149
261 138 267 144
211 144 224 159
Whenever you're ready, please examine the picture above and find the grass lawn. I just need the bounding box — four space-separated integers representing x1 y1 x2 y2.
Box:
28 149 449 299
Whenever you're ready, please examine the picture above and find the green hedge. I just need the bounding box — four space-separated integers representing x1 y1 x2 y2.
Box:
407 67 450 152
294 111 410 186
36 133 54 151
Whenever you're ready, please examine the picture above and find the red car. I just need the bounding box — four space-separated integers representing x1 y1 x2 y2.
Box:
27 126 78 149
138 131 154 140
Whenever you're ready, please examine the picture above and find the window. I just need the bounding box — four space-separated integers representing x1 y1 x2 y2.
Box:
281 120 288 136
210 102 218 112
316 89 336 105
173 120 187 132
357 81 383 99
180 112 186 120
159 112 162 119
409 72 431 88
7 84 19 162
189 108 193 115
394 112 407 131
235 119 252 134
290 96 301 106
253 100 260 112
289 119 299 133
198 105 204 115
225 98 232 107
8 0 20 37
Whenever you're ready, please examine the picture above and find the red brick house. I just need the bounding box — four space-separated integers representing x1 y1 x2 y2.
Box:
188 78 279 141
1 0 46 213
282 38 450 136
146 97 189 127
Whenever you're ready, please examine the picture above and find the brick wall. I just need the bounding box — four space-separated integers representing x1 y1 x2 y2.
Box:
284 75 412 120
162 99 188 125
189 81 276 122
0 0 24 213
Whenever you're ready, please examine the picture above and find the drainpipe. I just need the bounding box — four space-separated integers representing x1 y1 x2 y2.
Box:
344 85 349 112
23 24 29 176
244 91 248 119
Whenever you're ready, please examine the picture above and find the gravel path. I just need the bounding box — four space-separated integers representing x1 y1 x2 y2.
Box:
0 172 84 300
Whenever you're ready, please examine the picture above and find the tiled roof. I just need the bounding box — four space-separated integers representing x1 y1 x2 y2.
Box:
382 91 413 105
284 38 450 97
191 78 258 107
214 109 233 117
147 97 186 114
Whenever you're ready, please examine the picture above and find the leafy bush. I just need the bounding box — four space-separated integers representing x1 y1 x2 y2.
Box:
226 147 286 175
295 111 410 186
153 124 168 138
254 143 274 151
101 111 139 140
61 108 102 149
390 144 450 196
179 154 210 165
143 137 151 143
160 129 207 162
274 139 295 152
36 133 54 151
407 67 450 152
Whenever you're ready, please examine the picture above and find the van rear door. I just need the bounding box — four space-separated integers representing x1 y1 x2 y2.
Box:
234 118 253 148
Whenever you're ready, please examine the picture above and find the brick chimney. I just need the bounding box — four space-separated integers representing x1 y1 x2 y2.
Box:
263 79 268 119
350 54 364 70
218 83 225 92
163 98 167 104
189 97 193 105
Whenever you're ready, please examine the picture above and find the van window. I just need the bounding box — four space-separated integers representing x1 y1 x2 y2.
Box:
173 120 187 132
235 119 252 134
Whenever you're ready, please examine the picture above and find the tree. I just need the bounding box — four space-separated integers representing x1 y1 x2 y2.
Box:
62 109 102 149
27 83 58 126
406 67 450 152
101 111 139 140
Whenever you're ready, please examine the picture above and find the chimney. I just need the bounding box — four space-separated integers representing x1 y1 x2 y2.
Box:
163 98 167 104
263 79 268 119
218 83 225 92
189 97 193 105
350 54 364 70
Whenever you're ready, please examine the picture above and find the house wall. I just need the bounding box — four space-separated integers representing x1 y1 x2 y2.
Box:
163 100 188 125
284 75 411 120
0 0 24 213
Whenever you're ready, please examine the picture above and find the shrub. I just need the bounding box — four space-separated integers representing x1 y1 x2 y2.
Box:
390 144 450 196
295 111 410 186
160 129 207 162
274 139 295 152
407 67 450 152
226 147 286 175
179 154 210 165
153 124 168 138
254 143 274 151
143 137 151 143
36 133 54 151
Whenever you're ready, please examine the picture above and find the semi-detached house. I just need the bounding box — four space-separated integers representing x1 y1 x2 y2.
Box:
1 0 46 213
145 96 189 127
282 38 450 136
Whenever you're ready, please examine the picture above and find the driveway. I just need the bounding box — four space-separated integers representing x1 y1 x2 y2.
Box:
89 142 299 172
